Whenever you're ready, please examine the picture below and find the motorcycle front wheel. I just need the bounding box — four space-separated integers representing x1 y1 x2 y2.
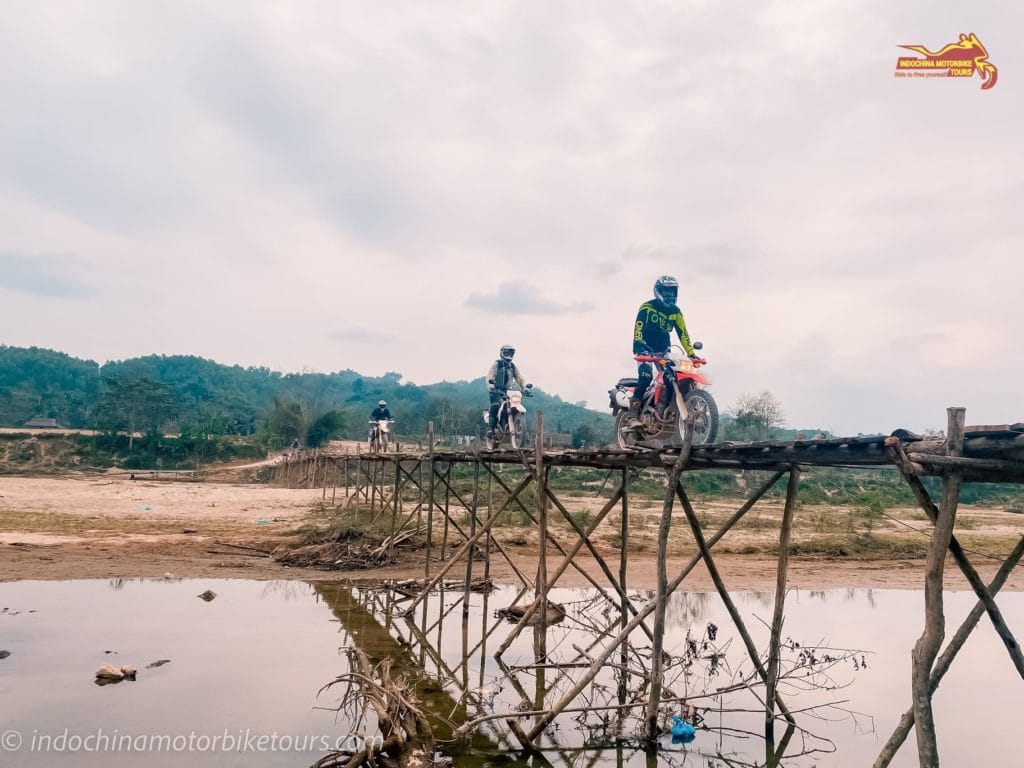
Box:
509 413 523 449
684 389 719 446
380 432 389 453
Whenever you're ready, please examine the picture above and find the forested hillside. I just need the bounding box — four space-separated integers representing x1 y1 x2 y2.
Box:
0 346 613 447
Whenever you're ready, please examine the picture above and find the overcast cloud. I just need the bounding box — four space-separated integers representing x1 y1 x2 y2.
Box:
1 1 1021 435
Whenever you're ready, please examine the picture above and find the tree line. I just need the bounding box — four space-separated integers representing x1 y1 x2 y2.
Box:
0 346 614 449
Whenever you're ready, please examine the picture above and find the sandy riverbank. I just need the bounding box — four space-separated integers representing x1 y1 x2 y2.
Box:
0 474 1020 590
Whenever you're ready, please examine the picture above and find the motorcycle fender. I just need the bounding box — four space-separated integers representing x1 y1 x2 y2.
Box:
677 372 711 386
511 404 527 414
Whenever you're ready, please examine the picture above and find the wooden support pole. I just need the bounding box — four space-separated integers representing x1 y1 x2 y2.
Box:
522 471 785 745
912 406 966 767
887 438 1024 679
645 448 690 740
873 535 1024 768
463 459 481 618
677 483 796 727
765 466 800 765
544 486 655 641
425 422 435 578
403 474 535 616
388 456 400 557
440 462 452 563
428 470 534 590
619 467 629 712
494 485 625 657
480 461 613 599
535 411 548 629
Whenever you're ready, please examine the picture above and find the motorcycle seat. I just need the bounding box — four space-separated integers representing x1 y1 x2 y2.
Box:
615 378 639 388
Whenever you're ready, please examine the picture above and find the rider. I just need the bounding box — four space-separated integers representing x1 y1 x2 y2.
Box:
486 344 532 437
370 399 392 421
369 400 391 442
631 275 701 410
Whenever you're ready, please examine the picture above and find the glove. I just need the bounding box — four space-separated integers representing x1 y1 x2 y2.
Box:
525 383 534 389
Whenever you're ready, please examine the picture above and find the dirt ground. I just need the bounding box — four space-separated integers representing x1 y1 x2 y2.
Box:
0 474 1021 591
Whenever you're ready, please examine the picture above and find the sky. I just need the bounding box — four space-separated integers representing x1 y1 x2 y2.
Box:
1 1 1021 436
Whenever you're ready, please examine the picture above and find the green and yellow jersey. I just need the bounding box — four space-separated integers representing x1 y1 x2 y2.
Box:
632 299 694 356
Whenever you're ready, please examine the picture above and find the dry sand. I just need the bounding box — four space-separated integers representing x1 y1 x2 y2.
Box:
0 474 1021 590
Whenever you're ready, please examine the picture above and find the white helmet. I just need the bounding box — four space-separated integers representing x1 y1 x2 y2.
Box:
654 275 679 307
378 400 387 408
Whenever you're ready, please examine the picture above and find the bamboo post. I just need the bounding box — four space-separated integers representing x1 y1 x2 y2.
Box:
494 485 625 656
645 450 689 739
677 483 795 727
463 459 481 618
874 535 1024 768
534 411 548 629
403 473 535 616
484 470 493 583
912 406 966 767
522 471 785 745
440 463 451 563
886 437 1024 678
425 422 435 578
388 456 400 557
765 466 800 765
619 467 629 711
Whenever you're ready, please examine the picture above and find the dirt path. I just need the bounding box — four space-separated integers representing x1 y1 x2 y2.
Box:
1 475 1021 590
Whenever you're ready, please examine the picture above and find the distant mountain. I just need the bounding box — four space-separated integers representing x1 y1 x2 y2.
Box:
0 345 614 445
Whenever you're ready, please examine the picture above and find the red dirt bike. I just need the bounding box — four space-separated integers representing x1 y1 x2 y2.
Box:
608 343 719 449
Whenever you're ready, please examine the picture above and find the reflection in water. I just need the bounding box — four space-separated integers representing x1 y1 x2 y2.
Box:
0 580 1019 768
327 583 1023 768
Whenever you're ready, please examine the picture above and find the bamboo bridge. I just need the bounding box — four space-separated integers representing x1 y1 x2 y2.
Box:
266 408 1023 768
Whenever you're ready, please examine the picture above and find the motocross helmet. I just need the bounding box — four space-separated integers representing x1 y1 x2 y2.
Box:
378 400 387 407
654 275 679 307
500 344 515 362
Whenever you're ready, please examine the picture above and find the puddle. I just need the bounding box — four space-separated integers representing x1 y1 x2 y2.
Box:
0 579 1020 767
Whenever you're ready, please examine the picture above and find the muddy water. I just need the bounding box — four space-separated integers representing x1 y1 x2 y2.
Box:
0 579 1021 767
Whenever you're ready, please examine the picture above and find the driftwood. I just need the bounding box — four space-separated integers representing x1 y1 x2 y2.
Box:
313 648 433 768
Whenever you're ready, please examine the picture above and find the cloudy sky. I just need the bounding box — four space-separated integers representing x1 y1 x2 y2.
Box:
1 1 1020 435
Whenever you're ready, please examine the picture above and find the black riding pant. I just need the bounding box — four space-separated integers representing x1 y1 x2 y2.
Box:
488 391 503 431
634 362 653 406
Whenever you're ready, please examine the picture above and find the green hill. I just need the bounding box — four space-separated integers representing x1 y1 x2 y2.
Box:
0 345 613 447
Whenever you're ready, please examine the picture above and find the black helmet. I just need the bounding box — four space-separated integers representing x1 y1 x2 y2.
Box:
654 275 679 307
500 344 515 362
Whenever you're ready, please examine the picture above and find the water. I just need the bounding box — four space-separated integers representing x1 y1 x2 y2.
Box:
0 579 1020 767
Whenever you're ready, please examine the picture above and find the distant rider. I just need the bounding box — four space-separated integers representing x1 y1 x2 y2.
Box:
370 399 392 422
631 276 700 411
486 345 532 438
369 400 391 442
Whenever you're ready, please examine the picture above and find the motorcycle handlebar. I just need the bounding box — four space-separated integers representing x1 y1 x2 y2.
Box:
634 354 707 366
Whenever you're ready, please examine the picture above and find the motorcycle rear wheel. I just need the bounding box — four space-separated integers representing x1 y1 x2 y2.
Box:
614 410 640 450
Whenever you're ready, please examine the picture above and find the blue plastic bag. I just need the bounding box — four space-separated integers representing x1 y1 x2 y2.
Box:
671 715 696 743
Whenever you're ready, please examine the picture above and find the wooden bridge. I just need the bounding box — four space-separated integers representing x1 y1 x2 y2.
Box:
266 408 1023 767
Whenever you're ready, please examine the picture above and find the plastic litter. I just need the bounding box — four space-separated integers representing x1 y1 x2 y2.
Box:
671 715 696 743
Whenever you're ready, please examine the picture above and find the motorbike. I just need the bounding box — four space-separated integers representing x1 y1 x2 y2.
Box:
608 342 719 449
368 419 394 453
483 386 533 450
